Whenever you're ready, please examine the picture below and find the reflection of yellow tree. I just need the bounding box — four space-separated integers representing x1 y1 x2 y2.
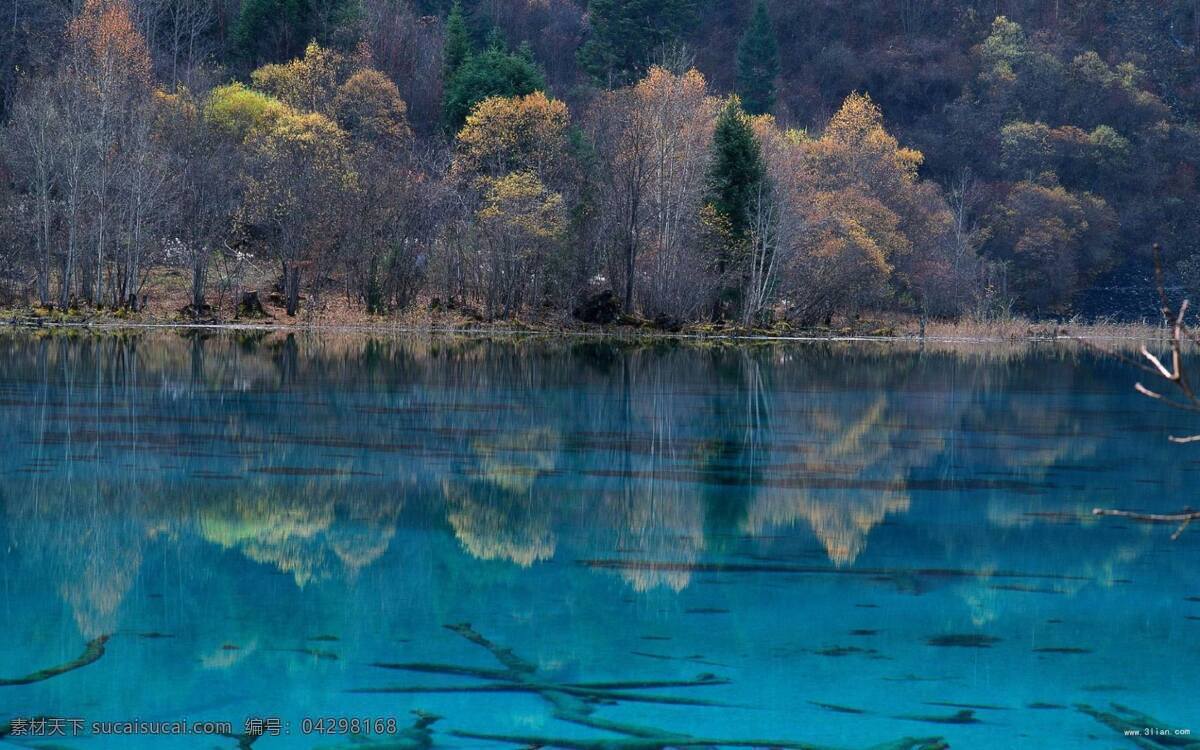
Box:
327 495 399 575
600 357 706 592
469 428 559 494
197 486 401 586
611 487 706 592
740 393 917 566
442 427 561 567
6 478 153 639
199 495 334 586
443 481 556 567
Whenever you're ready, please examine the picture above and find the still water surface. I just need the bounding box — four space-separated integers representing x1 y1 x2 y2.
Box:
0 331 1197 749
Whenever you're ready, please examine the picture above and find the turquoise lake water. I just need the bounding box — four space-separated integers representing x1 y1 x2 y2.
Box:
0 331 1197 750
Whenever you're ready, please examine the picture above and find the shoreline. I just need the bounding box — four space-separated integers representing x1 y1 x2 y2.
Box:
0 313 1175 346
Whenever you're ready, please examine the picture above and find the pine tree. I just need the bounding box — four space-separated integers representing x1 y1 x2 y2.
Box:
736 0 779 116
577 0 699 85
443 0 471 83
706 97 766 318
442 39 546 131
707 97 765 241
233 0 315 67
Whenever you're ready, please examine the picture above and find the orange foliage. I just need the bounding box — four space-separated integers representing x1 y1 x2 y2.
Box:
68 0 153 88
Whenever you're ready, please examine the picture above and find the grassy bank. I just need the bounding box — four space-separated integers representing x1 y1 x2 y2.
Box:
0 300 1179 349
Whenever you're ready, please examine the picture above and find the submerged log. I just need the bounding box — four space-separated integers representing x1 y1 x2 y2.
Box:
1076 703 1200 749
0 636 108 686
353 623 944 750
451 730 949 750
1092 508 1199 540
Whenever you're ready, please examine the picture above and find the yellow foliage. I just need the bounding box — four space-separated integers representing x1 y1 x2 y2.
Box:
476 171 566 242
453 92 570 179
810 92 923 191
205 82 293 140
251 40 346 114
632 65 710 109
334 68 411 145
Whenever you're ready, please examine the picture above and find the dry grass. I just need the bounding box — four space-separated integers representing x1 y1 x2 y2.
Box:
0 270 1185 351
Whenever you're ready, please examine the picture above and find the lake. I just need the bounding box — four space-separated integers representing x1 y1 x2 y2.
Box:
0 330 1196 749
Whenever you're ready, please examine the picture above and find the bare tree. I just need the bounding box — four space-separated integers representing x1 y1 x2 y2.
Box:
588 88 650 314
1093 246 1200 538
6 77 59 305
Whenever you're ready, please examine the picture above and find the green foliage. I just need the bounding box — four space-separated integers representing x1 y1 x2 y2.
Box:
706 97 766 241
736 0 779 116
443 1 471 83
577 0 699 85
232 0 360 68
443 43 545 131
232 0 314 67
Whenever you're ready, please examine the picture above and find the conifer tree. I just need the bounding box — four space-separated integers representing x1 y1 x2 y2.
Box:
707 97 765 241
706 97 766 318
442 35 545 131
578 0 698 85
736 0 779 116
443 0 471 83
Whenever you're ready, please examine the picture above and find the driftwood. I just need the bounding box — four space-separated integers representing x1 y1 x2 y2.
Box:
0 635 108 686
1092 508 1200 540
352 623 946 750
1077 703 1200 749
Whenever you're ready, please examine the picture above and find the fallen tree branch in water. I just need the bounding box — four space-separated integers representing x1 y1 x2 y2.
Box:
352 623 946 750
1092 508 1199 540
0 635 108 686
1076 703 1199 750
450 729 949 750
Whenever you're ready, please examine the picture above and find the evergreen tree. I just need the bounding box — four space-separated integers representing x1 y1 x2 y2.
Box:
577 0 699 85
736 0 779 116
707 97 765 241
706 97 766 318
232 0 360 68
443 0 471 83
233 0 314 66
442 39 546 131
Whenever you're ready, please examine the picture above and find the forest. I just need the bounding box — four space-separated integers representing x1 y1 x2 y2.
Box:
1 0 1198 327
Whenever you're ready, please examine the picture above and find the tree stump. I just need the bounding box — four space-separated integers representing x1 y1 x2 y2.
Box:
238 290 267 318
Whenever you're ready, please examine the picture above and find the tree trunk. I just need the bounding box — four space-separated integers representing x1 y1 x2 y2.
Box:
285 263 301 316
192 254 206 310
623 235 635 315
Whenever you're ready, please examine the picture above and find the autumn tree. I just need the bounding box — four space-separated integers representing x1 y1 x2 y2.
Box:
157 86 240 313
635 66 717 318
251 40 349 115
586 66 716 318
452 91 569 181
451 92 571 317
985 177 1116 315
334 68 412 146
335 66 421 314
780 93 962 324
209 73 359 316
472 170 567 318
65 0 167 308
588 84 650 313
